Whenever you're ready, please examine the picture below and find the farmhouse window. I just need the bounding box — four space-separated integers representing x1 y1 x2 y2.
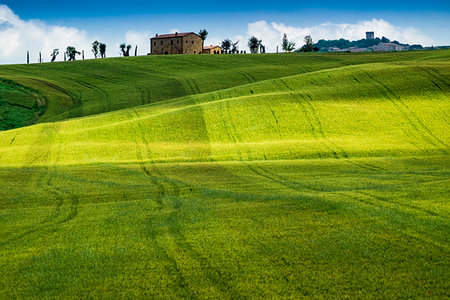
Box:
161 41 163 45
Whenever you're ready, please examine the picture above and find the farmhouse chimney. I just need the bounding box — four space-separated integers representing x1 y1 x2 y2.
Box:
175 32 178 36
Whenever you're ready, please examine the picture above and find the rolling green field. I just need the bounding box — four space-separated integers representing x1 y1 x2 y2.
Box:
0 51 449 298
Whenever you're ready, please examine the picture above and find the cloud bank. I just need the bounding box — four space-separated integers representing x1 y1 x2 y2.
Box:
0 5 95 64
0 5 434 64
248 19 432 52
125 30 151 56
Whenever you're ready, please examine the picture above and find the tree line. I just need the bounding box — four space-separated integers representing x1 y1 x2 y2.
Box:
26 30 320 63
26 40 135 63
218 33 318 54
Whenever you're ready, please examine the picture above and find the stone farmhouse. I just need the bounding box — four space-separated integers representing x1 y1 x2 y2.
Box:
203 45 222 54
150 32 203 55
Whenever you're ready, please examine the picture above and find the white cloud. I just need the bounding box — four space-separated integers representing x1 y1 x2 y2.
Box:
169 28 180 34
0 5 94 64
125 30 151 56
204 36 222 48
247 19 432 53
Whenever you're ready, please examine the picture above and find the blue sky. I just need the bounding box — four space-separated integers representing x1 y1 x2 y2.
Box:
3 0 450 18
0 0 449 64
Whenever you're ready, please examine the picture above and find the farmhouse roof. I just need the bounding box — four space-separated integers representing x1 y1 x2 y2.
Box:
152 32 198 39
203 45 221 50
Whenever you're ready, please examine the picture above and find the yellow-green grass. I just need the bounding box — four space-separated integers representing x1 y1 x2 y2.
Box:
0 51 449 298
0 61 448 166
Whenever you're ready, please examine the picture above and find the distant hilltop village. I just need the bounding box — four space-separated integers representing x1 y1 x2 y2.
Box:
316 31 422 53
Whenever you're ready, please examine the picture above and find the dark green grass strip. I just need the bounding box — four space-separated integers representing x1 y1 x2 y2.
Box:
0 156 448 298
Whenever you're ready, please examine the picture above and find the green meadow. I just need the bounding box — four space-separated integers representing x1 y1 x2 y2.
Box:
0 51 449 298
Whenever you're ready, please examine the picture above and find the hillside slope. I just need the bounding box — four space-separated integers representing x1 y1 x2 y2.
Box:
0 50 447 127
0 51 449 298
0 60 448 166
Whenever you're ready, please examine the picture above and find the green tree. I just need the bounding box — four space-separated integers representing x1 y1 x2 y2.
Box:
92 40 100 59
120 43 132 56
281 33 296 52
99 43 106 58
381 36 390 43
300 35 314 52
66 46 80 61
221 39 231 53
199 29 208 53
50 49 59 62
248 36 260 54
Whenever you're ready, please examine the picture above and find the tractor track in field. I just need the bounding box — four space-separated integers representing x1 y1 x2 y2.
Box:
288 91 345 159
0 128 24 161
35 123 79 226
286 92 324 156
128 110 165 209
139 171 241 295
164 197 243 298
355 190 448 219
414 65 450 93
299 92 391 173
237 71 256 83
247 162 448 220
277 78 344 159
183 77 201 95
217 98 246 159
135 85 151 106
245 162 449 251
339 190 449 251
89 73 122 85
28 78 81 109
246 164 319 192
362 71 449 152
0 125 79 246
143 166 243 298
270 108 280 132
39 167 79 226
143 205 195 298
73 78 111 113
280 78 418 172
128 111 242 296
0 167 63 246
34 126 79 226
276 78 295 92
289 85 374 171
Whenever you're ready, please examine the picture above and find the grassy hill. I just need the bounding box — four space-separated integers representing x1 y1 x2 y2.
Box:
0 51 449 298
0 50 447 127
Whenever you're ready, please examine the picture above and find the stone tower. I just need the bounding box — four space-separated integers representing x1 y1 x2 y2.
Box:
366 32 375 40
